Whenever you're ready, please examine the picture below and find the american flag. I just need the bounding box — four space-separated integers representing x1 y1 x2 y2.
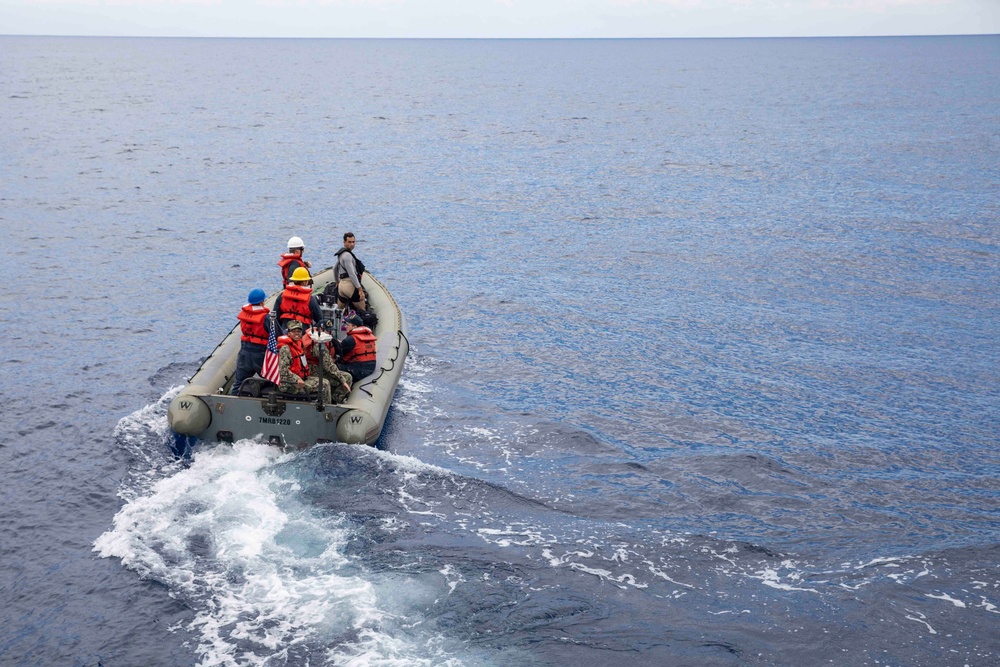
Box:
261 318 281 384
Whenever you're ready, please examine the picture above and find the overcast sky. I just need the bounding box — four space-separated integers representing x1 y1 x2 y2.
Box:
1 0 998 39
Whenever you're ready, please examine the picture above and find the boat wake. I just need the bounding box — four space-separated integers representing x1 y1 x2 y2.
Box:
97 396 498 666
97 383 1000 666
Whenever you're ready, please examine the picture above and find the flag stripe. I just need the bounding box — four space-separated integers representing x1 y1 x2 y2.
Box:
261 318 281 384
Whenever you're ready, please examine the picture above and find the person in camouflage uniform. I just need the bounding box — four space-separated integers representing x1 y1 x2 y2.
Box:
278 320 333 403
305 330 353 404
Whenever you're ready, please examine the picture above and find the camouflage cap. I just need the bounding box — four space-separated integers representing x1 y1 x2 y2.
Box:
285 320 304 331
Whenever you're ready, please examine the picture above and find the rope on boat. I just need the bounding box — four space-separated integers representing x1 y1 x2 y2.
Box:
358 329 406 398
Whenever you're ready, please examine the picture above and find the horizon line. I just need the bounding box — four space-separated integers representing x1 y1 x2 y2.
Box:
2 32 998 40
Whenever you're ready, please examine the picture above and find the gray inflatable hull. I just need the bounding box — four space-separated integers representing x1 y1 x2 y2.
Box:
167 268 408 447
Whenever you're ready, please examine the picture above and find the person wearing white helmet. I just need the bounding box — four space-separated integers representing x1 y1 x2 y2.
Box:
278 236 312 287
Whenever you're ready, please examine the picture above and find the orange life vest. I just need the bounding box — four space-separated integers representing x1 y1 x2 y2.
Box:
278 252 308 286
303 332 334 367
343 326 376 363
277 335 309 380
279 284 313 324
237 305 270 346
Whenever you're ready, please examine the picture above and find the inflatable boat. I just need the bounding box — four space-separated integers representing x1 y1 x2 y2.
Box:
167 267 408 448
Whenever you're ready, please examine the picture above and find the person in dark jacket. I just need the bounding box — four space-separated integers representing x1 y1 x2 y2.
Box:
230 288 271 395
337 314 377 382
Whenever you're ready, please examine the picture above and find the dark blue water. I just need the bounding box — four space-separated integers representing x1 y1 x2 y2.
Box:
2 35 999 666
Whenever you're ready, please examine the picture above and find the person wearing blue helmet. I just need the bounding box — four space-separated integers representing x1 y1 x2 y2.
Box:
230 288 272 395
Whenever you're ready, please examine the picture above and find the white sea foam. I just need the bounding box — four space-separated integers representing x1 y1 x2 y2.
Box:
395 375 435 417
112 385 186 498
752 566 819 594
642 559 696 589
477 526 547 548
855 556 909 569
95 436 473 666
977 597 1000 614
102 392 981 665
393 354 442 420
361 446 453 477
926 592 967 608
903 609 937 635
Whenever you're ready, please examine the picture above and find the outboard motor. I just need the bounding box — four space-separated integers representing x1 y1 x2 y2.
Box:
317 292 345 341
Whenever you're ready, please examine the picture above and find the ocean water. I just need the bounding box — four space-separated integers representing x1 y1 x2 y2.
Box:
1 35 999 666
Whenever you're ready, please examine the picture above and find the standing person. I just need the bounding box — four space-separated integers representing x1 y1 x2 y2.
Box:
229 288 271 395
274 267 322 332
334 232 366 311
337 314 377 382
278 236 312 287
277 321 332 403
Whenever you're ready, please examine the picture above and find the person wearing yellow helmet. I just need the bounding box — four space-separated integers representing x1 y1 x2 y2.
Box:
278 236 312 287
273 266 322 333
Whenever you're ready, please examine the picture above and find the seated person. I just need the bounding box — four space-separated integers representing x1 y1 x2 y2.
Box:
337 314 377 382
277 320 332 403
304 328 353 404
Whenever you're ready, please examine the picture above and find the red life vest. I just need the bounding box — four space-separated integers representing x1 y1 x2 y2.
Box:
280 284 313 324
237 305 270 346
278 252 308 286
343 326 376 363
277 335 309 380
